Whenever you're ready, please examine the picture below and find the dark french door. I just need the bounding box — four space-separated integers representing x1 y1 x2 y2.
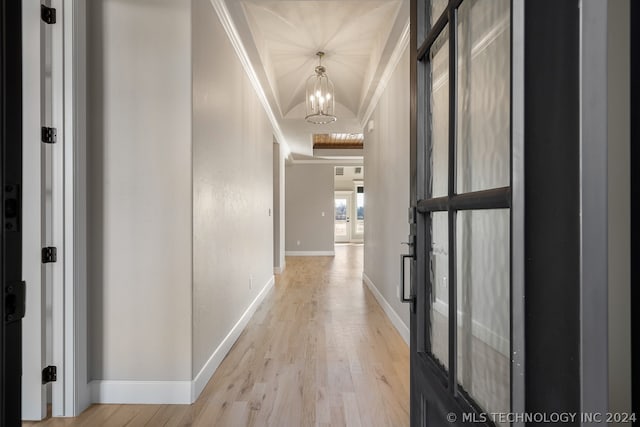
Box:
632 0 639 420
1 1 24 426
405 0 596 425
407 0 518 424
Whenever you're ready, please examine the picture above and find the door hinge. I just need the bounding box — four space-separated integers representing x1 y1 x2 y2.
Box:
42 247 57 263
41 127 57 144
41 5 57 24
42 366 57 384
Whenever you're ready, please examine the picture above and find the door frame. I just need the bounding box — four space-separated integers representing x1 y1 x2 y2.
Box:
334 191 353 243
21 0 46 419
62 0 90 416
352 181 364 242
21 0 89 419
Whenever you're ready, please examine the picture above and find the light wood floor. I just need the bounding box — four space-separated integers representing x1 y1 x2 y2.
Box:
23 244 410 427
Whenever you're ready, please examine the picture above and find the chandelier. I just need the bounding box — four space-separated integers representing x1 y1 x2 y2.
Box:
305 52 337 124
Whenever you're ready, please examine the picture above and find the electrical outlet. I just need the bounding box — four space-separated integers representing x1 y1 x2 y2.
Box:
296 240 301 246
249 275 253 290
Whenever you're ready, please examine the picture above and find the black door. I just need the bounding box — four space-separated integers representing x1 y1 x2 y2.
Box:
406 0 592 424
408 0 514 425
632 0 639 421
1 1 24 426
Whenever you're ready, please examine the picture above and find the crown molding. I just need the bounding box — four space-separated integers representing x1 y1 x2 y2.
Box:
209 0 289 152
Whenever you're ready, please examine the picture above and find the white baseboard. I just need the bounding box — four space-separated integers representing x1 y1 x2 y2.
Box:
274 259 286 274
433 298 509 357
191 275 275 402
285 250 335 256
90 276 275 405
362 273 410 345
90 380 191 405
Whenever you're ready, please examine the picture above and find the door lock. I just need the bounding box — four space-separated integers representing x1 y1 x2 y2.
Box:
5 281 26 323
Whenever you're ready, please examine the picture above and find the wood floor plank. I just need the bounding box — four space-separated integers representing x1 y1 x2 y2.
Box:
23 245 409 427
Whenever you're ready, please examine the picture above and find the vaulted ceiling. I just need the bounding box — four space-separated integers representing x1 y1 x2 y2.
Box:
221 0 409 156
242 1 401 117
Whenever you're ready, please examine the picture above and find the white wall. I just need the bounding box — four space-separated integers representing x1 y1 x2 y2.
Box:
285 164 335 254
87 0 193 382
363 46 410 333
191 0 274 380
607 0 631 417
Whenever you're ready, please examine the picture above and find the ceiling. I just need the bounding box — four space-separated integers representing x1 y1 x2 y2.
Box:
221 0 409 157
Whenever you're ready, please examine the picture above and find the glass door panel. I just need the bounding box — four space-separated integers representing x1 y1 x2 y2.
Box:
410 0 513 423
456 209 510 417
355 186 364 237
430 28 449 198
334 197 350 242
457 0 510 194
430 211 449 368
431 0 448 26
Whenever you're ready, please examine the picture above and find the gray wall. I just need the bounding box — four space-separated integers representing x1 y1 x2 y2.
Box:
285 164 335 253
87 0 193 381
192 0 274 377
363 46 411 329
607 0 631 417
87 0 276 386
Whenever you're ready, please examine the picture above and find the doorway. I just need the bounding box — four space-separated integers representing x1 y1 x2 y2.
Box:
334 192 351 243
353 184 364 241
333 166 364 244
22 0 70 419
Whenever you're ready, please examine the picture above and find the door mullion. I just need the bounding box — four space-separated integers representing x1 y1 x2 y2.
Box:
417 186 511 213
447 209 457 394
414 0 430 355
446 3 458 395
417 9 449 61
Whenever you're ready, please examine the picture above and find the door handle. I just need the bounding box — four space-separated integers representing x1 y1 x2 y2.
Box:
400 254 415 304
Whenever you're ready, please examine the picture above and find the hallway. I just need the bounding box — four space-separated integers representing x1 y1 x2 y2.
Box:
24 245 409 427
